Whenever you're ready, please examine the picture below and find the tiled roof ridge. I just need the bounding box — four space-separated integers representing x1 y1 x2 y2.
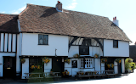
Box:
0 13 18 16
26 3 108 19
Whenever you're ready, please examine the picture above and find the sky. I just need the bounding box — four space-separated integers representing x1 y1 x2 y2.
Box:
0 0 136 45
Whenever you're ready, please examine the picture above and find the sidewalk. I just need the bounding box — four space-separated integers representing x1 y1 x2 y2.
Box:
0 73 130 84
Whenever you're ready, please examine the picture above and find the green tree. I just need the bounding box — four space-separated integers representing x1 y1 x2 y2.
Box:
125 58 135 72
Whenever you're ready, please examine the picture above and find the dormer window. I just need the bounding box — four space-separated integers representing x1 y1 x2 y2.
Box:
38 34 48 45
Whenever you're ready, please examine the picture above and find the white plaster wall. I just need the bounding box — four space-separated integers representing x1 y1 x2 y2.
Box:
68 46 102 76
0 33 16 52
114 61 118 74
12 34 16 52
44 58 52 76
95 58 100 71
91 47 103 57
21 33 68 56
121 58 125 73
0 33 4 51
68 46 79 57
0 53 15 77
16 34 22 74
8 34 12 52
64 58 79 77
101 63 105 71
22 58 29 79
69 46 102 58
104 39 129 57
4 34 8 52
64 58 96 77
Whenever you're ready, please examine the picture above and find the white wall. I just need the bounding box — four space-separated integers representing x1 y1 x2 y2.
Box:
64 58 79 77
0 53 15 77
95 58 100 71
16 33 23 74
104 39 129 57
44 58 52 76
121 58 125 73
21 33 68 56
101 63 105 71
68 46 79 57
68 45 102 76
0 33 16 52
114 61 118 74
69 46 102 58
22 58 29 79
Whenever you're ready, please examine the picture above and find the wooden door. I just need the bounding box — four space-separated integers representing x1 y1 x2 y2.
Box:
3 57 16 79
52 57 64 75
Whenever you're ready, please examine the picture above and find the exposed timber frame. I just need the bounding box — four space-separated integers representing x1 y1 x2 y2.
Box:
93 38 103 52
68 36 79 52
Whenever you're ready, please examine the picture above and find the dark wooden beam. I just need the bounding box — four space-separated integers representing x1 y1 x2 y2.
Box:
94 38 103 52
68 37 78 52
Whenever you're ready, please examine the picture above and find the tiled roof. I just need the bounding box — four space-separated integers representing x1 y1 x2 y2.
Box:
19 4 130 42
0 14 18 33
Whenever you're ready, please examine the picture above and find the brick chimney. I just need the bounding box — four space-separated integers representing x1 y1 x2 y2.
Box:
56 1 62 12
113 17 119 27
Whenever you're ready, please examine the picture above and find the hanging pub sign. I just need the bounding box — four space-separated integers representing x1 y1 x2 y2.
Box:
72 60 77 68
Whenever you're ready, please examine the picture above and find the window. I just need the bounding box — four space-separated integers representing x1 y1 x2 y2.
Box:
29 57 43 73
72 60 77 68
38 34 48 45
81 58 93 68
113 40 118 48
79 46 89 55
82 39 91 46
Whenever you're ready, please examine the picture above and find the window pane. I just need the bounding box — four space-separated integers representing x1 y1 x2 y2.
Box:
79 46 89 55
113 40 118 48
38 35 43 44
38 35 48 45
43 35 48 44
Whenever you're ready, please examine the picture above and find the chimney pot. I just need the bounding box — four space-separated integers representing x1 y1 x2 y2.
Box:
115 17 116 20
113 17 115 21
56 1 62 12
113 16 119 27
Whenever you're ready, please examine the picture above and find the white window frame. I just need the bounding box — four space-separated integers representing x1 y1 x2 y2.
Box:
81 58 93 68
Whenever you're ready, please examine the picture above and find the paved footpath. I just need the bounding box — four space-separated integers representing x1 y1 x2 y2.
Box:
0 70 136 84
79 74 136 84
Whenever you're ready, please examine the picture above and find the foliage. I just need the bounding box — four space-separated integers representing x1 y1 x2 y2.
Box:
20 58 25 63
125 58 135 72
130 62 136 70
73 54 80 58
62 70 69 76
125 58 133 63
29 65 43 78
65 58 70 64
125 62 131 71
94 54 99 58
101 58 107 63
107 63 114 68
115 58 121 63
42 57 50 64
30 65 41 69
